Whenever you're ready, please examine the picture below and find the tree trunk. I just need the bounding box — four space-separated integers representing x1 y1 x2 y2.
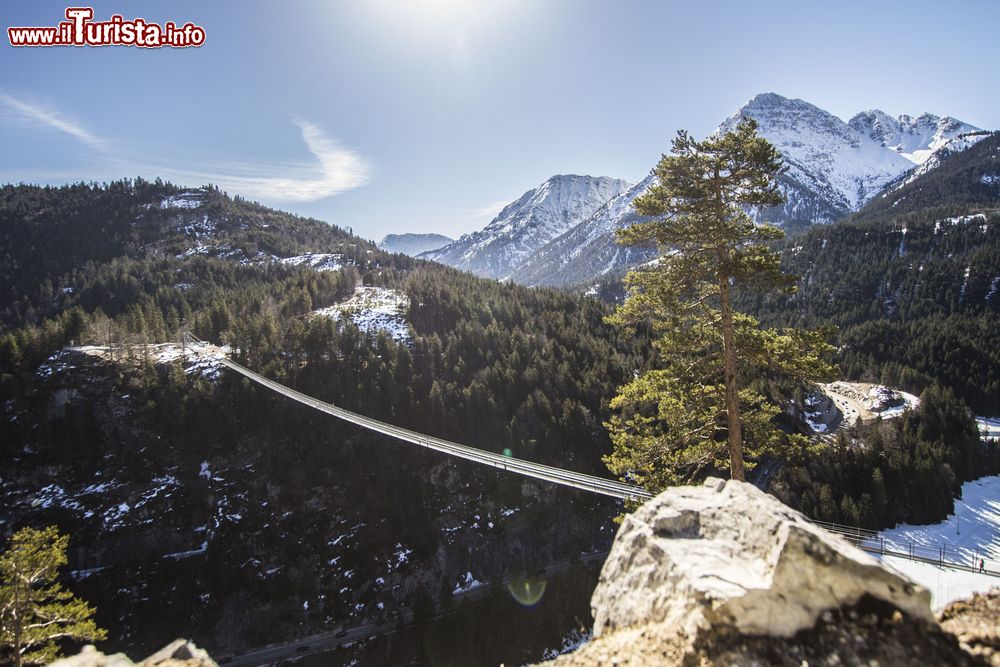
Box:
718 271 744 481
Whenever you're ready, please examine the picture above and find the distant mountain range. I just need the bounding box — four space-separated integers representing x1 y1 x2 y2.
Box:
420 93 988 288
379 233 453 257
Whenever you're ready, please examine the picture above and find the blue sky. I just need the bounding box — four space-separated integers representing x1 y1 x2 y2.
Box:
2 0 998 242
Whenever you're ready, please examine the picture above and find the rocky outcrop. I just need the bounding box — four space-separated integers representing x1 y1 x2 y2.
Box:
547 479 987 666
50 640 216 667
592 478 931 639
940 590 1000 666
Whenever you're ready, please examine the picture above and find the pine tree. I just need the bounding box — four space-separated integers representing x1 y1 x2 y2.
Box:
605 119 835 489
0 526 107 667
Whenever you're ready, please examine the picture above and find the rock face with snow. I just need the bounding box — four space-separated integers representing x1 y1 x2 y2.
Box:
722 94 984 226
419 175 631 279
509 176 658 287
717 94 983 229
590 478 932 640
849 110 982 165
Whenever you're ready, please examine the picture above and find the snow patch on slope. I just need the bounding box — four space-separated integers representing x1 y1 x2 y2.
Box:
280 253 343 272
878 474 1000 609
161 192 202 209
312 286 411 342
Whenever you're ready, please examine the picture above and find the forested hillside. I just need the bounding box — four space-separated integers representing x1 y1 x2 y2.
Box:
2 158 999 658
741 133 1000 415
743 133 1000 528
0 180 651 659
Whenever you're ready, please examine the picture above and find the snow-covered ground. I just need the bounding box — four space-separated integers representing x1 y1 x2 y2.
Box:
818 382 919 431
876 474 1000 609
312 286 411 342
934 213 990 234
177 214 217 240
280 253 343 272
872 387 920 418
977 417 1000 440
161 193 201 209
453 571 483 595
537 628 591 663
174 243 278 267
69 343 230 380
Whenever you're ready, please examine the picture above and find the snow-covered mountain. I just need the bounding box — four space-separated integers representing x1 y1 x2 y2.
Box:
719 94 984 227
849 110 982 165
509 175 658 287
426 93 985 288
419 175 632 279
513 94 985 287
379 233 453 257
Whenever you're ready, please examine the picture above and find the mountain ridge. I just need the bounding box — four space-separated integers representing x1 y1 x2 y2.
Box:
419 174 632 279
378 232 453 257
453 93 986 288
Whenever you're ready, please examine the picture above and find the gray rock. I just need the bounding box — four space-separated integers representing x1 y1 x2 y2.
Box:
49 645 135 667
50 640 217 667
591 479 932 639
141 639 215 665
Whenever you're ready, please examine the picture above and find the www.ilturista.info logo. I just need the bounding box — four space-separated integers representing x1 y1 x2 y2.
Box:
8 7 205 48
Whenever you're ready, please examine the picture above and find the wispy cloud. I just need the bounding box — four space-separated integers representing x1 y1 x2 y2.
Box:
466 200 509 220
0 94 371 202
187 119 372 202
0 94 106 149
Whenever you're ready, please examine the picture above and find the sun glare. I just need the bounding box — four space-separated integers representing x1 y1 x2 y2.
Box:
358 0 522 41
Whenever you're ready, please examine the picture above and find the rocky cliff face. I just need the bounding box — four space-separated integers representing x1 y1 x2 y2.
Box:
546 479 993 666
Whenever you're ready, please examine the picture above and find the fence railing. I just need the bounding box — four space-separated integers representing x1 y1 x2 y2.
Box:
810 519 998 577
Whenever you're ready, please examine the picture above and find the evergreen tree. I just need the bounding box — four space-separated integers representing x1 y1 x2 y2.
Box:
0 526 107 667
605 119 835 488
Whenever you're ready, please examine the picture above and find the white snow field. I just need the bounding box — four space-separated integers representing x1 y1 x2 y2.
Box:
69 343 230 380
312 286 411 342
279 253 343 272
876 474 1000 609
978 417 1000 440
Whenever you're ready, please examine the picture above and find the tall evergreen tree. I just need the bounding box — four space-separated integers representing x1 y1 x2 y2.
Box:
0 526 106 667
605 119 835 489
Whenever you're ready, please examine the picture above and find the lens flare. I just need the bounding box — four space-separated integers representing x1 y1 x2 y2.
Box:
507 576 547 607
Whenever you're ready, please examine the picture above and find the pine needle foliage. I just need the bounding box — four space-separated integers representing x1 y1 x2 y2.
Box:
0 526 107 667
605 119 836 491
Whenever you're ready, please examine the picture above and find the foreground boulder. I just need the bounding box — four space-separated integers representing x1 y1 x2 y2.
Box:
592 478 931 639
50 640 216 667
940 590 1000 665
547 478 987 666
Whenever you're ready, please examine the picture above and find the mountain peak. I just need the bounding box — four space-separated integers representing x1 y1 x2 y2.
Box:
428 94 986 290
743 91 797 107
419 174 632 279
734 93 829 118
850 109 982 165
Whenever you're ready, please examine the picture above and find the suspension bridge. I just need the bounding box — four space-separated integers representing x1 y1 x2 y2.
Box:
184 334 998 578
184 333 651 502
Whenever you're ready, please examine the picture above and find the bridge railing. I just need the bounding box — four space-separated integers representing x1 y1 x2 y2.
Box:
182 332 997 577
810 519 998 577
